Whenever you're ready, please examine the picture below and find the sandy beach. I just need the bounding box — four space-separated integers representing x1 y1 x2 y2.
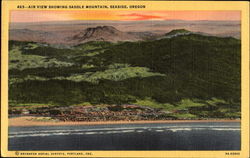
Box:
8 116 240 127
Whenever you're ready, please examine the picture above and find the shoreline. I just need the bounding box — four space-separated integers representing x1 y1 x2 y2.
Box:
9 116 241 127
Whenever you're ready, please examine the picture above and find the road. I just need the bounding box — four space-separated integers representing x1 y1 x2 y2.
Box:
9 122 240 150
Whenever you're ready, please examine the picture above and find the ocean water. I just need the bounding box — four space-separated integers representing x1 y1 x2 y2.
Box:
9 122 240 150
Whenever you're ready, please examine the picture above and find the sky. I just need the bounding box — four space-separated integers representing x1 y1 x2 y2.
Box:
10 10 240 23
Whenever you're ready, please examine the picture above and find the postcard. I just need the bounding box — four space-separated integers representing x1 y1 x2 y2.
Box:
1 0 249 157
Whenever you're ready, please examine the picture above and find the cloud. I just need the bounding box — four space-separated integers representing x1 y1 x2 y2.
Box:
120 13 164 20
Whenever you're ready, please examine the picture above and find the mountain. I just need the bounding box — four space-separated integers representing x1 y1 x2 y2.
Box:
9 29 57 43
69 26 141 43
157 29 194 40
165 29 191 36
9 20 241 46
9 26 144 45
8 30 241 119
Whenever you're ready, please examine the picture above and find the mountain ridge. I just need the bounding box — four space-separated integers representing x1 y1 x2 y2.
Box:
9 24 240 45
69 25 141 43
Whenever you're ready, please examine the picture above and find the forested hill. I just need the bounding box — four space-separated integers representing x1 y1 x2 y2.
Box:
9 33 241 119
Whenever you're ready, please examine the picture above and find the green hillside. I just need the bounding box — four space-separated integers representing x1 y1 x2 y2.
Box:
8 33 241 119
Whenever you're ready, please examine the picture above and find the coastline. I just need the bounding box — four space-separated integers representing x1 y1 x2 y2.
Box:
8 116 241 127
